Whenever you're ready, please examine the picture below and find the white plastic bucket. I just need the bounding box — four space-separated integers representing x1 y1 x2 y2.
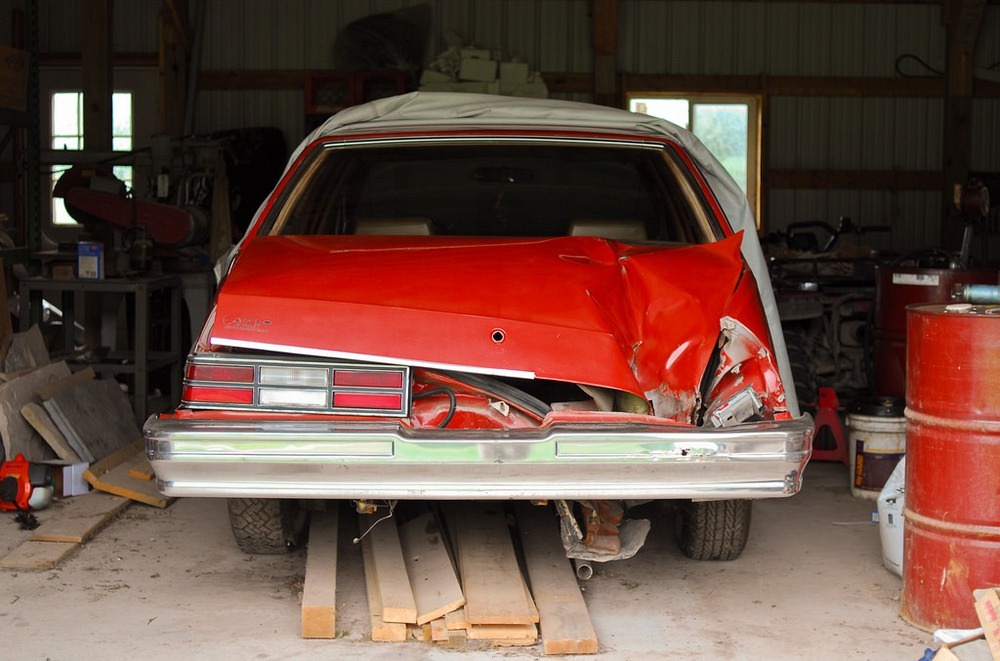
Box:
846 397 906 500
877 457 905 576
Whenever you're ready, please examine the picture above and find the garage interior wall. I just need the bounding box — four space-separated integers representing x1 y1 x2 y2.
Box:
3 0 999 257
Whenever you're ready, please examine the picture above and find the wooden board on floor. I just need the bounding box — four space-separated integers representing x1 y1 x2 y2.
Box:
449 503 538 626
467 622 538 641
20 401 84 463
29 491 130 543
516 503 599 655
0 540 79 570
83 441 172 508
358 513 417 624
301 508 339 639
360 524 408 642
398 511 466 625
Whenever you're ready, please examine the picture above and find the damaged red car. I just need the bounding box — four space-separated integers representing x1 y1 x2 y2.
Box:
144 92 813 562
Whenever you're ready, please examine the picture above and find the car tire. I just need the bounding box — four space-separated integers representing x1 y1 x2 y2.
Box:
226 498 306 554
675 499 752 561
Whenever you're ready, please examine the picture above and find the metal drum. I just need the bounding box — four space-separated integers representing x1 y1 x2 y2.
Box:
872 267 997 398
901 303 1000 631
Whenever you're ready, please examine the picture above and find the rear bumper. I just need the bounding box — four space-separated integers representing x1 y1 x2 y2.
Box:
144 414 813 500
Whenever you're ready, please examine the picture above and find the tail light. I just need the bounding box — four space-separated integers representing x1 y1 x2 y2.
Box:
182 354 410 416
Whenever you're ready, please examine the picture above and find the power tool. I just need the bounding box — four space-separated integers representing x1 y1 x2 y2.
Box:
0 453 55 512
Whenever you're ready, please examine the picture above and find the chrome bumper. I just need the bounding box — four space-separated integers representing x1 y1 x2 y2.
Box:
144 414 813 500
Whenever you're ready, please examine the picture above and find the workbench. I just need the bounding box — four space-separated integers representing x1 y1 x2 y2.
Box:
19 274 183 423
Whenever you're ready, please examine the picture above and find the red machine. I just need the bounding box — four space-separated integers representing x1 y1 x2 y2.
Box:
0 454 54 512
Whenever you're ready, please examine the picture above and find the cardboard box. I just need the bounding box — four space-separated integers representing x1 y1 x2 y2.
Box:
77 241 104 279
975 588 1000 660
0 45 28 112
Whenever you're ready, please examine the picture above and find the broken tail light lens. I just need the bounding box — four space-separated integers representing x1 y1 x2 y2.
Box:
181 354 410 416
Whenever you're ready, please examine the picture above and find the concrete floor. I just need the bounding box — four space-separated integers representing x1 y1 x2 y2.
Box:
2 461 940 660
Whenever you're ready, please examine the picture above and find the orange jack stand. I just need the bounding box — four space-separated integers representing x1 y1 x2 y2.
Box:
810 387 849 465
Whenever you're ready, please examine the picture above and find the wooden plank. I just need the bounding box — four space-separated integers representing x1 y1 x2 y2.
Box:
83 441 172 508
360 526 408 642
301 508 339 639
20 402 83 463
29 491 129 543
445 607 470 631
516 503 599 655
44 378 142 463
127 457 155 481
0 541 79 570
449 503 538 625
0 361 71 462
467 622 538 641
429 617 449 642
358 513 417 624
398 511 466 625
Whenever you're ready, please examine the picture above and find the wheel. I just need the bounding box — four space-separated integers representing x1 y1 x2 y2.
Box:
226 498 306 554
675 499 752 561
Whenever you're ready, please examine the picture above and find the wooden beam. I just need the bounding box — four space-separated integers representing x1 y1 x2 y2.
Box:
624 73 946 98
591 0 619 107
940 0 987 248
301 508 339 639
158 0 189 135
768 169 942 191
81 0 112 152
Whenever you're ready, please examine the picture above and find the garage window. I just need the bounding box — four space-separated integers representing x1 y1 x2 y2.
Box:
50 91 133 225
628 94 759 223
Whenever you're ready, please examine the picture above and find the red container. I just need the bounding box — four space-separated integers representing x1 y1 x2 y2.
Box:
873 267 997 398
901 304 1000 631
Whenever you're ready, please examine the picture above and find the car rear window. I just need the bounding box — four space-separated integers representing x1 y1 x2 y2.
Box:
267 141 717 243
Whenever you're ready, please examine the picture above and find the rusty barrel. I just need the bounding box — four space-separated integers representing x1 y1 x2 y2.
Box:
901 303 1000 631
873 267 997 398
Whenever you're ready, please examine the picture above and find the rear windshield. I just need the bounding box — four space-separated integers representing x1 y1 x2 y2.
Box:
266 141 719 244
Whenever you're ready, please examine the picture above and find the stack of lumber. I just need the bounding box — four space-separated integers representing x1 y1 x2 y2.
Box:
301 501 598 654
0 325 167 507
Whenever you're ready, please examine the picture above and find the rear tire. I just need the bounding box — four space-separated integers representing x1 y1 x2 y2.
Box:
227 498 306 554
675 499 752 561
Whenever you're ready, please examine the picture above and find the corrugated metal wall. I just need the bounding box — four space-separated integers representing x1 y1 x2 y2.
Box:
5 0 1000 253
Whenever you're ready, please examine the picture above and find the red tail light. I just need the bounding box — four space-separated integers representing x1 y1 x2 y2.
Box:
181 354 410 416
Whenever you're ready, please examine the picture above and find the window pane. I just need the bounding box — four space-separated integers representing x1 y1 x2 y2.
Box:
51 92 82 146
112 92 132 148
630 98 689 129
52 137 81 150
692 103 749 193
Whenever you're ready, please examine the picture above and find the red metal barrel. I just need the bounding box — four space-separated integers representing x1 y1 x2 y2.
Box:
901 303 1000 631
873 267 997 398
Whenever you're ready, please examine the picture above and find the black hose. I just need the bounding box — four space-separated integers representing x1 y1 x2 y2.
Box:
413 387 457 428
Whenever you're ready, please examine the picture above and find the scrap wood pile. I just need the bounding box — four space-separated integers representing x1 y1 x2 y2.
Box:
0 322 171 570
302 501 598 655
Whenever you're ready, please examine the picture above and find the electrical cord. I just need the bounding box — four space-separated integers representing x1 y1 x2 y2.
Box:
413 387 457 428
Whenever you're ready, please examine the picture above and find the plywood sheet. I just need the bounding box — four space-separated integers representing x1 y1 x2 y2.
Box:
83 441 172 508
0 361 71 461
44 378 141 463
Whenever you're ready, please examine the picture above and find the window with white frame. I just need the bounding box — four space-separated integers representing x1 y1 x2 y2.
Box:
50 91 133 225
628 94 760 224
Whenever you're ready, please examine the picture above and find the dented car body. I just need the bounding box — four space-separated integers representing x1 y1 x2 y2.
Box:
144 93 812 557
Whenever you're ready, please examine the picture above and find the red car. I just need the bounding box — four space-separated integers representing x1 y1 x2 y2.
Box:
145 92 812 562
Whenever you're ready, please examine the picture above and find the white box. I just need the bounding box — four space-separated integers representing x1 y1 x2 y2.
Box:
500 62 529 94
40 460 91 497
459 57 497 82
